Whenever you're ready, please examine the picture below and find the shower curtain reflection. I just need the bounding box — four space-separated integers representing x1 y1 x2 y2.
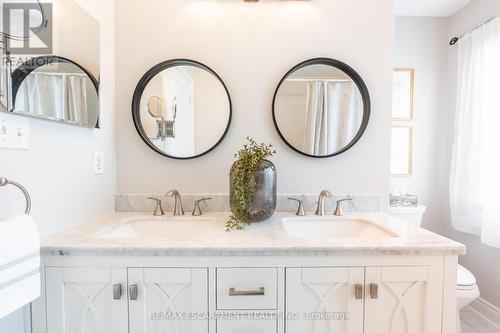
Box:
16 72 95 126
304 81 362 156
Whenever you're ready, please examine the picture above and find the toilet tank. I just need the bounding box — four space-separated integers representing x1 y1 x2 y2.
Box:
389 206 427 227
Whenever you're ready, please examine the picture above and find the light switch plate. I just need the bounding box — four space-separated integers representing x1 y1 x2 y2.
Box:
93 151 104 175
0 113 30 150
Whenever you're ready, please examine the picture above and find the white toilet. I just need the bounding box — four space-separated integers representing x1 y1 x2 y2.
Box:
456 264 480 332
390 206 480 333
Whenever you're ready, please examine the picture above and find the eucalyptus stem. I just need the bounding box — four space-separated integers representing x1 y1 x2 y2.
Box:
226 137 276 231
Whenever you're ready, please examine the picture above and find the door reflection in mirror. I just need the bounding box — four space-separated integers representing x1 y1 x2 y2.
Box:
133 60 232 159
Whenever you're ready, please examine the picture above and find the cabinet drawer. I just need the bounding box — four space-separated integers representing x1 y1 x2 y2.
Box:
217 268 277 310
217 318 277 333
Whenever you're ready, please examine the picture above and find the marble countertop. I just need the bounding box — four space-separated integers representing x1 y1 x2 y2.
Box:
41 212 466 256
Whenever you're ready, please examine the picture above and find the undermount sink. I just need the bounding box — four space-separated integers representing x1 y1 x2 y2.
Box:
281 216 399 240
94 217 217 239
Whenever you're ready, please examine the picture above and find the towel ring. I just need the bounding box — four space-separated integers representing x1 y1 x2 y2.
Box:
0 177 32 214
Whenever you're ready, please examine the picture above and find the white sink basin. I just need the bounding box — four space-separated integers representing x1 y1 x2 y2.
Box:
94 217 217 239
281 216 399 240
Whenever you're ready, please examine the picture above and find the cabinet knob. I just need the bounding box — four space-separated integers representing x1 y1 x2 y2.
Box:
370 283 379 299
129 284 138 301
354 284 363 300
113 284 122 300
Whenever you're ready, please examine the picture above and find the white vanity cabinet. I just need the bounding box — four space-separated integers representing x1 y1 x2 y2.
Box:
286 267 365 333
286 266 444 333
35 212 463 333
45 267 128 333
35 256 457 333
216 268 279 333
128 268 208 333
364 266 444 333
217 317 278 333
44 267 208 333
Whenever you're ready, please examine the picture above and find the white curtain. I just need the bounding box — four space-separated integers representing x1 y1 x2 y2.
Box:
304 82 326 155
304 81 362 155
16 73 90 125
450 17 500 248
18 73 64 119
65 75 89 124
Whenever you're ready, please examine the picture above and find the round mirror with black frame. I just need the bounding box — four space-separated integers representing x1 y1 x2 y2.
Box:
272 58 370 158
10 55 100 128
132 59 232 160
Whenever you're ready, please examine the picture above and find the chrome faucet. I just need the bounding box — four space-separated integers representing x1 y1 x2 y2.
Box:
315 190 333 216
165 190 184 216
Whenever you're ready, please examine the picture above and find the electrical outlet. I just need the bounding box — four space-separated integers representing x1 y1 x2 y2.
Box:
0 113 30 150
93 151 104 175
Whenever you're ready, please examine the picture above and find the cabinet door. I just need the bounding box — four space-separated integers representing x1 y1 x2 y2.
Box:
45 267 128 333
364 266 443 333
128 268 208 333
286 267 364 333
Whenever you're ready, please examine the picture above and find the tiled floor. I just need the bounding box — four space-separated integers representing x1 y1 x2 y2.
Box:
460 308 500 333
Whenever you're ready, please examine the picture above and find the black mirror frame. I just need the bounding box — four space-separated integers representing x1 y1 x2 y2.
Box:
11 55 100 128
132 59 232 160
272 57 371 158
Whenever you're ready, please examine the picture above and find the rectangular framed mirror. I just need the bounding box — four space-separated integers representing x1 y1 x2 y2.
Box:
0 0 100 128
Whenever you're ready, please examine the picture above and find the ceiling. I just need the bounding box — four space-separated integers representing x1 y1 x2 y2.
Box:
395 0 472 17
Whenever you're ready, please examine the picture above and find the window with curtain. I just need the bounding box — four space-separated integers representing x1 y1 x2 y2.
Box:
450 17 500 248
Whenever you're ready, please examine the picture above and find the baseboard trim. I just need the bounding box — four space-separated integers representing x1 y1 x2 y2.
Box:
467 297 500 330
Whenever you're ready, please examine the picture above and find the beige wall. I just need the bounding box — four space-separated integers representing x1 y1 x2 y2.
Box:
115 0 394 197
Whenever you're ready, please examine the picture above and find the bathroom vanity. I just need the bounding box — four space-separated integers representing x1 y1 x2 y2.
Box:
32 212 464 333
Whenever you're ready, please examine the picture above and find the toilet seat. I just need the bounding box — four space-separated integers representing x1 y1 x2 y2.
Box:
457 284 478 291
457 264 476 289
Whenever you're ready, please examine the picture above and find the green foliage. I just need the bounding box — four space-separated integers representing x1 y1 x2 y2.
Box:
226 137 276 231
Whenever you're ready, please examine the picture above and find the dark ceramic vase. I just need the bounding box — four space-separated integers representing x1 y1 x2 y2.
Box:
230 159 277 222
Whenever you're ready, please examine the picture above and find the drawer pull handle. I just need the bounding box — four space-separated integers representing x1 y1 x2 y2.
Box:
370 283 379 299
229 287 265 296
354 284 363 300
129 284 138 301
113 284 122 300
